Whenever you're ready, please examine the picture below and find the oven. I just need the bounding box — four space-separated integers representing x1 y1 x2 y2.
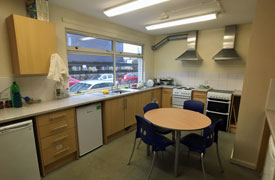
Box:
172 96 191 108
172 88 192 109
206 91 232 132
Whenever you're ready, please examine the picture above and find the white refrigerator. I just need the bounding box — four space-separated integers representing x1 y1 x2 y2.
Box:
76 103 103 156
0 120 41 180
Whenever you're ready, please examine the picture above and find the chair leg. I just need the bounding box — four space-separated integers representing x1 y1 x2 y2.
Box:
148 151 157 180
216 143 224 172
128 137 137 165
200 153 207 180
137 139 142 149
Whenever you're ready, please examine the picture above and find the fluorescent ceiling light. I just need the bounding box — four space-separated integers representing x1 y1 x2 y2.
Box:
80 37 95 41
146 13 217 30
104 0 169 17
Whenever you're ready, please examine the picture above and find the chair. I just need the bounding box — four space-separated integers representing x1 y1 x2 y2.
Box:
128 115 174 180
183 100 204 114
180 119 224 180
137 103 174 149
184 100 205 135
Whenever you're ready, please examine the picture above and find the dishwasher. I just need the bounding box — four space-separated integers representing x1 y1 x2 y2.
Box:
76 103 103 156
0 120 41 180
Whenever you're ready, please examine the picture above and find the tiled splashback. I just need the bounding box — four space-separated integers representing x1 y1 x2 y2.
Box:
156 72 244 90
0 76 56 102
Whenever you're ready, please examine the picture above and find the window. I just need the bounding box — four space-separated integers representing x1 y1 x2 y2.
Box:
67 33 112 51
66 31 143 93
115 57 143 85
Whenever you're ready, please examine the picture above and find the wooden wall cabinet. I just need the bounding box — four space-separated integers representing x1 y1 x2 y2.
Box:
6 14 56 75
35 108 78 176
162 88 173 108
192 90 207 113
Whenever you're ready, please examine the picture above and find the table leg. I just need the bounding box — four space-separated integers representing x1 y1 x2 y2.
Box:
174 130 181 177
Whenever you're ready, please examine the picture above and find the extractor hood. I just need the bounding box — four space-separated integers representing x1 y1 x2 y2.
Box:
213 25 240 60
176 31 201 61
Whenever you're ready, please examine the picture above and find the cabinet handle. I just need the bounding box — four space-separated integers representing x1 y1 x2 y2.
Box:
54 147 70 156
51 124 68 132
50 114 66 121
53 135 69 143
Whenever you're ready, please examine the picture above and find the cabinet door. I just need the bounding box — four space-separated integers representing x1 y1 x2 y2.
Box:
138 91 153 116
162 88 172 108
192 91 207 113
153 89 162 107
6 14 56 75
103 97 124 136
124 94 139 127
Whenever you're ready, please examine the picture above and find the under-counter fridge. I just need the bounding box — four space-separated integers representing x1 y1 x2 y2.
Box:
0 120 41 180
76 103 103 156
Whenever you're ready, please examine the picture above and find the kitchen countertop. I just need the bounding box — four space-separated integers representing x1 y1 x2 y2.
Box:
193 88 212 92
0 86 163 124
233 90 242 96
266 109 275 138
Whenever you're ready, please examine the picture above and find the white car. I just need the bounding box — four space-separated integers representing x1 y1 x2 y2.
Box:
70 80 113 92
91 74 113 81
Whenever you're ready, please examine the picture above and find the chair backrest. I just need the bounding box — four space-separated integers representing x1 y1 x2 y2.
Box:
202 119 223 149
143 103 159 114
183 100 204 114
135 115 156 146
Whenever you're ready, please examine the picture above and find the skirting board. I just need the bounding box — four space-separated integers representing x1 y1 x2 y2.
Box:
230 148 257 170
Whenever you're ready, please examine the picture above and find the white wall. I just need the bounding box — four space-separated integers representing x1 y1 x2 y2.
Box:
153 24 252 90
0 0 155 101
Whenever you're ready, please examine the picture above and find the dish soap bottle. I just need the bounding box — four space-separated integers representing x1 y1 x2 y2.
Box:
10 82 22 108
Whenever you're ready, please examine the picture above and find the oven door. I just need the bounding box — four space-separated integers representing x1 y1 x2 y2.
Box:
207 99 231 113
206 111 229 132
172 96 190 109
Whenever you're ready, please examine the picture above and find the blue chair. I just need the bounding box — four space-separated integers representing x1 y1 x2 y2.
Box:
128 115 174 180
137 103 174 149
144 103 173 135
183 100 204 114
180 119 224 180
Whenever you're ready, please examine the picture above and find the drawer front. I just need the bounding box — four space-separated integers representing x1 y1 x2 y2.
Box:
37 108 75 127
39 118 75 138
193 91 207 97
163 88 172 94
42 135 77 165
40 128 76 150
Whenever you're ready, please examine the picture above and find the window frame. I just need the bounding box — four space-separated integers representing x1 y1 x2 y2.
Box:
66 29 144 93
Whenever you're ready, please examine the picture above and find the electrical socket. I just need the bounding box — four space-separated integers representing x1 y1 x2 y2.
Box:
204 80 209 84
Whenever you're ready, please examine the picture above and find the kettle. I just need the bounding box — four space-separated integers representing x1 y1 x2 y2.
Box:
146 79 154 87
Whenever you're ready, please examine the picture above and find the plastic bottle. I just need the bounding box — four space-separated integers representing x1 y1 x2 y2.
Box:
10 82 22 108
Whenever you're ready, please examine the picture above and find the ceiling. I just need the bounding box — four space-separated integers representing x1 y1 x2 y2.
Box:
49 0 257 35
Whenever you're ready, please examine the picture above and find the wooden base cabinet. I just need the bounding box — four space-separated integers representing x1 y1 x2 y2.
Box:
35 108 78 176
162 88 173 108
192 90 207 113
103 94 140 144
102 88 163 144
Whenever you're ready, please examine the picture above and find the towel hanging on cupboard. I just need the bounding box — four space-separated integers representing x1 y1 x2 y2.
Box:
47 53 69 89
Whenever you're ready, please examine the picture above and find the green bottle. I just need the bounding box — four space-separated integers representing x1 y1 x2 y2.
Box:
10 82 22 108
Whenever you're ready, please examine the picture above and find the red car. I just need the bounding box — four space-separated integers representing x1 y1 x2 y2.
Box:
69 77 80 87
123 73 138 83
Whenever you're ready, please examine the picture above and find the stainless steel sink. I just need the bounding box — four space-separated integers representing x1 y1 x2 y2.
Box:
110 88 138 94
